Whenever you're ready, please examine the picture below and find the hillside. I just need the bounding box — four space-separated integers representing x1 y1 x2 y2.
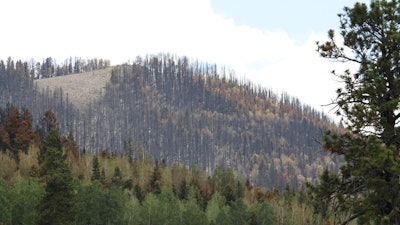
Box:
0 55 341 190
34 68 112 109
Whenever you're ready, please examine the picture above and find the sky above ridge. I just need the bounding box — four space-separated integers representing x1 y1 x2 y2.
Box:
0 0 369 119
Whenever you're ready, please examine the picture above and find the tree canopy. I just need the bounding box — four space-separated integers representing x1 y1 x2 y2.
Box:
309 0 400 224
36 128 77 225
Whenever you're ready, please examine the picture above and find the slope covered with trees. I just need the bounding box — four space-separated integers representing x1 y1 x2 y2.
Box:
0 109 329 225
0 54 341 190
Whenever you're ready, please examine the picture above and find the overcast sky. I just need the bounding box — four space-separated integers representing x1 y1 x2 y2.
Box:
1 0 369 119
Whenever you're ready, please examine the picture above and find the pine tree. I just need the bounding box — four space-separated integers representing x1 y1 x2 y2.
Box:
91 156 100 181
38 123 61 165
111 166 123 187
100 167 107 187
150 160 162 194
36 128 76 225
309 1 400 224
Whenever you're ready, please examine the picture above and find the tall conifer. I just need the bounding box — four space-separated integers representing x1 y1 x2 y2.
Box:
309 1 400 224
36 128 76 225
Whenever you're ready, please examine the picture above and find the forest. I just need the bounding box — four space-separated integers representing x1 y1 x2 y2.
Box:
0 107 330 225
3 0 400 223
0 55 341 191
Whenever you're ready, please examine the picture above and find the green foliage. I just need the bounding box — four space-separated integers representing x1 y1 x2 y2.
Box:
229 199 250 225
150 160 162 194
311 0 400 224
249 202 277 225
102 186 131 225
0 145 321 225
75 181 104 225
206 191 226 223
212 165 239 204
188 179 207 210
36 148 77 225
182 197 208 225
214 205 232 225
36 129 76 225
307 170 340 220
0 102 334 225
75 180 130 225
91 155 100 181
0 106 324 225
0 178 10 225
136 193 164 225
177 178 188 200
111 166 123 187
9 178 44 225
157 186 182 224
38 127 61 165
75 180 133 225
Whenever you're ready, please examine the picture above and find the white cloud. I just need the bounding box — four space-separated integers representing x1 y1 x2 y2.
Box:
0 0 355 118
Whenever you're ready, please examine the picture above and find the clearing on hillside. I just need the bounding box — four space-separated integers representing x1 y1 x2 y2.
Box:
34 68 112 109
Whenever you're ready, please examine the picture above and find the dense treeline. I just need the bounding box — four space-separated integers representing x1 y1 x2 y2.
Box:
0 54 341 190
0 110 329 225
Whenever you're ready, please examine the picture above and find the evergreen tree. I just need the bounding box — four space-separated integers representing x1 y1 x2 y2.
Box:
100 167 107 187
38 121 62 165
150 160 162 194
309 1 400 224
111 166 123 187
91 156 100 181
178 178 188 200
36 128 77 225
